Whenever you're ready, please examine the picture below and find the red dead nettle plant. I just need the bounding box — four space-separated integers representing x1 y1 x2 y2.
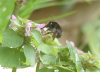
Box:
0 0 100 72
0 14 100 72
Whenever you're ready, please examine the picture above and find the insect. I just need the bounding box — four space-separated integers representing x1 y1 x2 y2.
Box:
43 21 62 40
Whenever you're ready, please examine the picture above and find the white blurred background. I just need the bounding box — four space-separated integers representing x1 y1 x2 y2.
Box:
0 65 36 72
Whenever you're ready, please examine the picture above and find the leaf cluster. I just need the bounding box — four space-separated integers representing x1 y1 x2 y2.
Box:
0 16 100 72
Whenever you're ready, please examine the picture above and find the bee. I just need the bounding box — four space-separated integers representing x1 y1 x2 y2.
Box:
43 21 62 40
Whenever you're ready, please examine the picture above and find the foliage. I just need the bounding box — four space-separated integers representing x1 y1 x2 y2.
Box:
18 0 74 18
23 44 36 67
0 0 15 31
0 46 26 68
0 0 100 72
0 16 100 72
0 0 75 44
2 29 24 48
82 19 100 57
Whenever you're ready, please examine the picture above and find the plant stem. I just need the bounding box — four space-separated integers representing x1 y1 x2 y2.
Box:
12 0 23 16
6 0 23 29
36 61 40 72
12 67 17 72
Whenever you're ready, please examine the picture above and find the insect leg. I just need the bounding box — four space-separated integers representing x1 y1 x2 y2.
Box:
52 33 57 40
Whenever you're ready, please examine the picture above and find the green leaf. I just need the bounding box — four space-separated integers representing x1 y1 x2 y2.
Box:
85 68 100 72
40 54 56 64
35 11 76 23
23 44 36 67
0 32 2 43
82 0 91 4
13 18 22 26
0 0 15 31
57 67 72 72
82 19 100 56
31 30 42 44
38 43 52 54
39 67 54 72
51 46 69 57
39 67 73 72
0 47 26 68
19 0 74 18
44 38 61 46
2 29 24 48
66 41 84 72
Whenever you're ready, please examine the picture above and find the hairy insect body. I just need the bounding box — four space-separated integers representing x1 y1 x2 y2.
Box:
44 21 62 40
